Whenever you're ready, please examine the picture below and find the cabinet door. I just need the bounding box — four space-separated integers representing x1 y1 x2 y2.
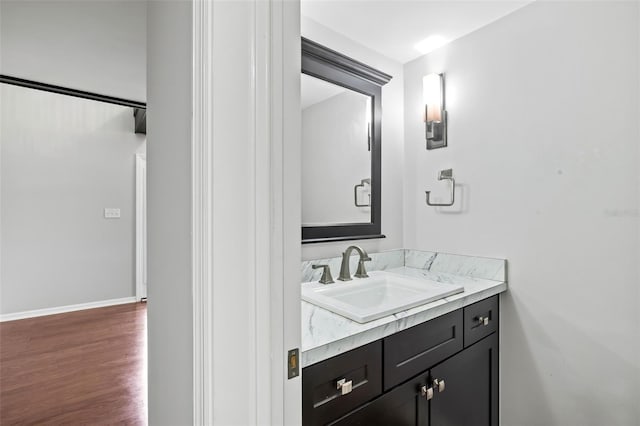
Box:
329 373 429 426
430 333 498 426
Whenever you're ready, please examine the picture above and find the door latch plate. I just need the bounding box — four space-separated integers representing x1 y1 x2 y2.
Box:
287 348 299 379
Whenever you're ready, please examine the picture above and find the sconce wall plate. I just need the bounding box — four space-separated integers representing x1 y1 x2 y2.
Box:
426 109 447 150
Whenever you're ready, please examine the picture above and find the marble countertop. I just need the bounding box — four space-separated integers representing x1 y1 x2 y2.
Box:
301 265 507 367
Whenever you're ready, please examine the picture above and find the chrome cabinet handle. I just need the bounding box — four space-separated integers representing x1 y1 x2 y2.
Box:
477 316 489 326
337 378 353 395
421 385 434 400
433 378 445 393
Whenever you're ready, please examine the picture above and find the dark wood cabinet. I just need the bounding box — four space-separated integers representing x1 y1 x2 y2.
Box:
303 296 500 426
463 295 498 348
430 333 498 426
383 310 463 391
329 373 429 426
302 341 382 426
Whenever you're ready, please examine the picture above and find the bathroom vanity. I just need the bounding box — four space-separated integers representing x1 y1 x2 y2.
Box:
300 249 506 426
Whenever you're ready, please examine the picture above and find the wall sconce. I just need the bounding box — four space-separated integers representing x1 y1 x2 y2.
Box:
423 73 447 150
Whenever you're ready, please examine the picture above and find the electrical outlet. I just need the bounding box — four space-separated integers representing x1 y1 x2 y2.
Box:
104 208 121 219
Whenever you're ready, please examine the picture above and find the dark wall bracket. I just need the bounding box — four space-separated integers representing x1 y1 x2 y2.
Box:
134 108 146 134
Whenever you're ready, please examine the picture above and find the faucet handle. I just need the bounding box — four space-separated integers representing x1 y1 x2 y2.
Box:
312 264 334 284
354 257 371 278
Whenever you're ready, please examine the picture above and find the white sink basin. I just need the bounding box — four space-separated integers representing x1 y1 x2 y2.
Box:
301 270 464 323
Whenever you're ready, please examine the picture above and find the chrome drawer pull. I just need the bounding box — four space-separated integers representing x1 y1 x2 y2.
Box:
336 378 353 395
433 378 446 393
478 316 489 326
421 385 434 400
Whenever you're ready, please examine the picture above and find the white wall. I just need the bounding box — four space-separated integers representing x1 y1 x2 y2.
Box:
0 84 145 314
302 90 371 225
302 17 404 259
403 2 639 425
0 0 146 102
146 1 193 424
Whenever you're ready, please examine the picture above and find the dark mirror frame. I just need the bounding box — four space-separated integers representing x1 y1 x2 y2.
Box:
301 38 392 244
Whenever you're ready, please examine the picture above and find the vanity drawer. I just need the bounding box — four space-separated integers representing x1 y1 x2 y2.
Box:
383 309 463 391
464 295 499 347
303 340 383 426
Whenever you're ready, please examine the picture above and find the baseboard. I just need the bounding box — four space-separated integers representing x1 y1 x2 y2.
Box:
0 297 138 322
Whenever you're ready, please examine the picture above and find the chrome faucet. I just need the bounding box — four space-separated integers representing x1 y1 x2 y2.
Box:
338 245 372 281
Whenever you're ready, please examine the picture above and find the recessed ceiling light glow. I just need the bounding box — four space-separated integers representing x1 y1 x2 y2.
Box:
414 35 449 55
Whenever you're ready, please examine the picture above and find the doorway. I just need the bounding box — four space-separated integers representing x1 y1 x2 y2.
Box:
0 75 148 423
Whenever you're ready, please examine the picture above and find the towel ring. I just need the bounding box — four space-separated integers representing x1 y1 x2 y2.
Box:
425 169 455 207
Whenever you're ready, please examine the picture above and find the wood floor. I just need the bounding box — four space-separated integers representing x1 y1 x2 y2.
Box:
0 303 147 425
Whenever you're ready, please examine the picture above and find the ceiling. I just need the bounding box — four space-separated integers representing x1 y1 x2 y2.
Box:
301 0 533 64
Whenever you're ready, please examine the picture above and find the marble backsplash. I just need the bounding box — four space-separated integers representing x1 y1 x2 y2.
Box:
301 249 405 283
301 249 506 283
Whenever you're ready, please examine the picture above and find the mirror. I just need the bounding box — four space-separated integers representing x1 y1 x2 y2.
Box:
302 74 372 226
301 38 392 243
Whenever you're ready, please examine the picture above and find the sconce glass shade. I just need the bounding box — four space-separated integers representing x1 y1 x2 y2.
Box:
423 73 443 122
422 73 447 150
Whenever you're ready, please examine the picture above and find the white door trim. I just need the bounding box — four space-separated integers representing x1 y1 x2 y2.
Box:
135 153 147 301
191 0 301 424
271 1 303 424
192 0 214 423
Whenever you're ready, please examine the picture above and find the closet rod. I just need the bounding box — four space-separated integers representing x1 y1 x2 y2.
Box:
0 75 146 109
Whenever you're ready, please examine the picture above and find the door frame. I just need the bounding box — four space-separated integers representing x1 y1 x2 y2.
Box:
135 153 147 301
190 1 301 424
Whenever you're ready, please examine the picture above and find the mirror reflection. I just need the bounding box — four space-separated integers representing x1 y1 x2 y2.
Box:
301 73 372 226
